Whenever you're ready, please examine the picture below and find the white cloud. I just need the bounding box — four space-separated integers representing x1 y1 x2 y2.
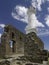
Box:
12 5 28 23
12 5 44 28
26 14 44 30
31 0 45 11
35 20 44 27
32 14 44 27
0 24 5 28
45 15 49 26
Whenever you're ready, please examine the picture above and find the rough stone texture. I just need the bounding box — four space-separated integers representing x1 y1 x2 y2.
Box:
0 25 48 63
24 32 45 63
0 25 25 57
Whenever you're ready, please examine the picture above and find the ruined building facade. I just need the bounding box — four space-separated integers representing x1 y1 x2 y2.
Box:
0 25 25 57
0 25 48 63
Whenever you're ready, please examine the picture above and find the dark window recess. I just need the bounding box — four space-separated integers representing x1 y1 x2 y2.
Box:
12 32 14 38
44 57 48 61
20 36 22 40
42 50 48 56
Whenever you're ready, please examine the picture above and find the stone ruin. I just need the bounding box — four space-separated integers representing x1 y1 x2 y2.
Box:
0 25 48 65
0 25 25 57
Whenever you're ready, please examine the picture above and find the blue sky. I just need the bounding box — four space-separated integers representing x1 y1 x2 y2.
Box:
0 0 49 50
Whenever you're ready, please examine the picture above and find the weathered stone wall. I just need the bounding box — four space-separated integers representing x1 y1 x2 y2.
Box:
24 32 46 63
24 32 44 56
1 25 25 57
0 24 46 63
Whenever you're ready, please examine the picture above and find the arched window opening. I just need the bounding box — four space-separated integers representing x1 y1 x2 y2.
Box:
9 40 15 53
12 32 15 38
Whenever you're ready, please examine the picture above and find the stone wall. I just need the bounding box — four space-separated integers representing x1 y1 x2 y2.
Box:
24 32 48 63
0 25 48 64
1 25 25 57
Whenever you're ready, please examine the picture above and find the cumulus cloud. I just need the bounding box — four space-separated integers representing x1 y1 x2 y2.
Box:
31 14 44 27
12 5 44 28
12 5 28 23
35 20 44 27
31 0 45 11
45 15 49 26
25 13 44 31
0 24 5 28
